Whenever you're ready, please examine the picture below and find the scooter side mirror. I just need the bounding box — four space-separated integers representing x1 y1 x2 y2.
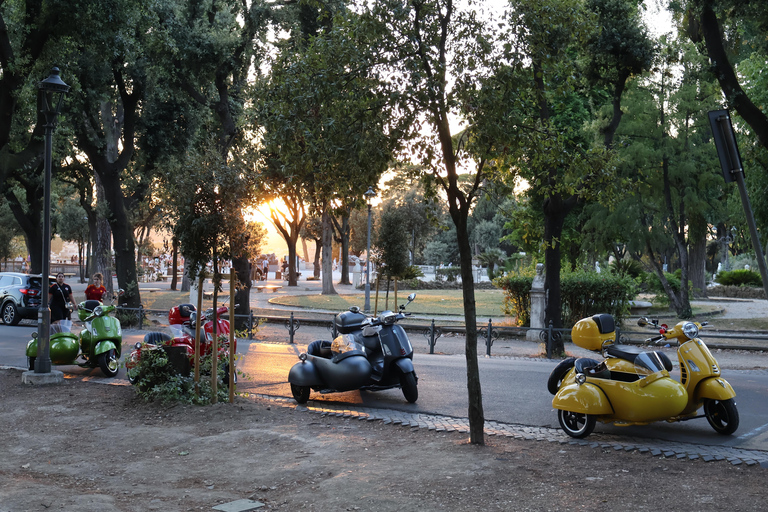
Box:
637 318 649 327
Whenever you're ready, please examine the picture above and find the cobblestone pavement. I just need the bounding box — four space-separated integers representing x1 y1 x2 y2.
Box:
252 393 768 468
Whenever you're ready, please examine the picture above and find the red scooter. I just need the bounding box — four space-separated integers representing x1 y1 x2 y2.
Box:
125 303 236 384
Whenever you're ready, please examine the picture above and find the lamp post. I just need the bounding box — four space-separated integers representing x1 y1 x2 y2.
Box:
719 226 736 272
363 186 376 312
35 67 70 374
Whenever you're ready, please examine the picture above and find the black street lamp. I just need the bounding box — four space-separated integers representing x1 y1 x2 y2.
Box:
364 186 376 312
35 67 70 374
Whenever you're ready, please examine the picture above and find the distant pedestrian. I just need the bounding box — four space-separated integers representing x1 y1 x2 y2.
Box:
84 273 107 302
49 272 76 323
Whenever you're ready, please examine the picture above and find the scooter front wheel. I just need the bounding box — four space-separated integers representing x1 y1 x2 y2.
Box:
704 398 739 435
27 356 36 371
98 349 119 378
558 409 596 439
291 384 310 404
400 371 418 403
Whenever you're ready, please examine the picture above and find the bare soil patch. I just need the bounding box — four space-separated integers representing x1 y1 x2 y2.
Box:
1 368 766 511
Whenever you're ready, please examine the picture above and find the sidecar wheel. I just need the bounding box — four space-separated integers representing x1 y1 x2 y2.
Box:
558 409 595 439
27 356 36 371
291 384 310 404
704 398 739 435
547 357 576 395
400 371 418 403
98 349 119 378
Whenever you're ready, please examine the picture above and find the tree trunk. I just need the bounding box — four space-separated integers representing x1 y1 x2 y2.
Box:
689 220 708 298
321 209 337 295
171 237 179 291
313 240 321 279
232 254 252 328
542 193 577 355
94 175 114 296
4 187 44 274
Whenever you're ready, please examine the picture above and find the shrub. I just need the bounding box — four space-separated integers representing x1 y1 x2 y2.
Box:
715 269 762 287
127 347 235 405
399 265 425 280
435 266 461 282
493 274 533 326
609 258 644 279
494 270 636 327
560 271 636 326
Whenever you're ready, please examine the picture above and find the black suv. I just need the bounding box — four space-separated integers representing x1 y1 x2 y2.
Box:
0 272 45 326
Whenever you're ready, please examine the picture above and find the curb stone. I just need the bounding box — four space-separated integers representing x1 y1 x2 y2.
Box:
248 393 768 468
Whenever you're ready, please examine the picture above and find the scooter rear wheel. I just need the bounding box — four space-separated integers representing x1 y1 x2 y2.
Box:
558 409 596 438
704 398 739 435
27 356 36 371
291 384 311 404
98 349 119 378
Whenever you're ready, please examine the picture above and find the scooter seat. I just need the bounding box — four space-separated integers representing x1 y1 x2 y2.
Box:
605 345 673 371
574 357 611 380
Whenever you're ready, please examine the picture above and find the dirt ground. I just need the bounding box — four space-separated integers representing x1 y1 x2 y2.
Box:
1 368 766 512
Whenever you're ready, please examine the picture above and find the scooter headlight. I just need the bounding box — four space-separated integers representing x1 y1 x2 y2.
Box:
380 311 397 325
682 322 699 340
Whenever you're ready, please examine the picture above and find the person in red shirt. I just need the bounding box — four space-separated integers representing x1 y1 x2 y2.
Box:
84 273 107 302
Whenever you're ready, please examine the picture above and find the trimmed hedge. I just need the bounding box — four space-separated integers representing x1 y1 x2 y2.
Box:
715 269 762 287
494 271 636 327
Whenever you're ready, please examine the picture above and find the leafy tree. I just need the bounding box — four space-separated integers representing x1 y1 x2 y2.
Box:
374 205 410 279
364 0 500 444
256 10 398 294
682 0 768 150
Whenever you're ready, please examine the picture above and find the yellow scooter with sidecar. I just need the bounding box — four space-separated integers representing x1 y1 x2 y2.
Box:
548 314 738 438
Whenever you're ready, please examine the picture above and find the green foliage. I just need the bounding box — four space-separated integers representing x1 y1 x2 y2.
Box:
560 271 636 326
127 348 235 405
435 266 461 283
643 270 683 307
400 265 425 280
609 258 644 279
716 269 763 287
374 207 410 279
494 274 533 326
495 270 636 327
423 240 451 267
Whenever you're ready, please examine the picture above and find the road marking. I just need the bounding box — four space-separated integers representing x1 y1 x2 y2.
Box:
737 422 768 440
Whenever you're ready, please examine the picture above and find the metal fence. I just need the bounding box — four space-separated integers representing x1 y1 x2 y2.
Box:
115 306 768 358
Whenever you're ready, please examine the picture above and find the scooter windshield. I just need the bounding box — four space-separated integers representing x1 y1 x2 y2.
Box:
635 351 667 375
50 320 73 334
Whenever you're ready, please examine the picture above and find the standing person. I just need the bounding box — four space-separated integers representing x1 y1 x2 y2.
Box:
49 272 77 323
262 258 269 280
84 273 107 302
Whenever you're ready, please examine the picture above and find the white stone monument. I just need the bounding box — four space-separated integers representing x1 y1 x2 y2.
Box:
526 263 546 341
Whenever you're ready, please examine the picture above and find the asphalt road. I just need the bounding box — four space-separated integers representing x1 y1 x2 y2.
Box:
3 322 768 453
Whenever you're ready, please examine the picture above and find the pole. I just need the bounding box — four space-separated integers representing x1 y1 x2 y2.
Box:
364 203 372 312
229 268 235 403
734 172 768 301
35 118 54 373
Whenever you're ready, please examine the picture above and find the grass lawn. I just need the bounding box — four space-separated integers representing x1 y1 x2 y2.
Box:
269 289 511 318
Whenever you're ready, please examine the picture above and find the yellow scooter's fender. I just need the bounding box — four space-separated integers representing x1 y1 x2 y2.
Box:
694 376 736 402
552 381 613 415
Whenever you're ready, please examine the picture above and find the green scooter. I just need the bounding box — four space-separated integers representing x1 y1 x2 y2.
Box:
26 290 124 377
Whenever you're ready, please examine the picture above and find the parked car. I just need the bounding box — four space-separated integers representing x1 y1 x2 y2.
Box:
0 272 47 326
